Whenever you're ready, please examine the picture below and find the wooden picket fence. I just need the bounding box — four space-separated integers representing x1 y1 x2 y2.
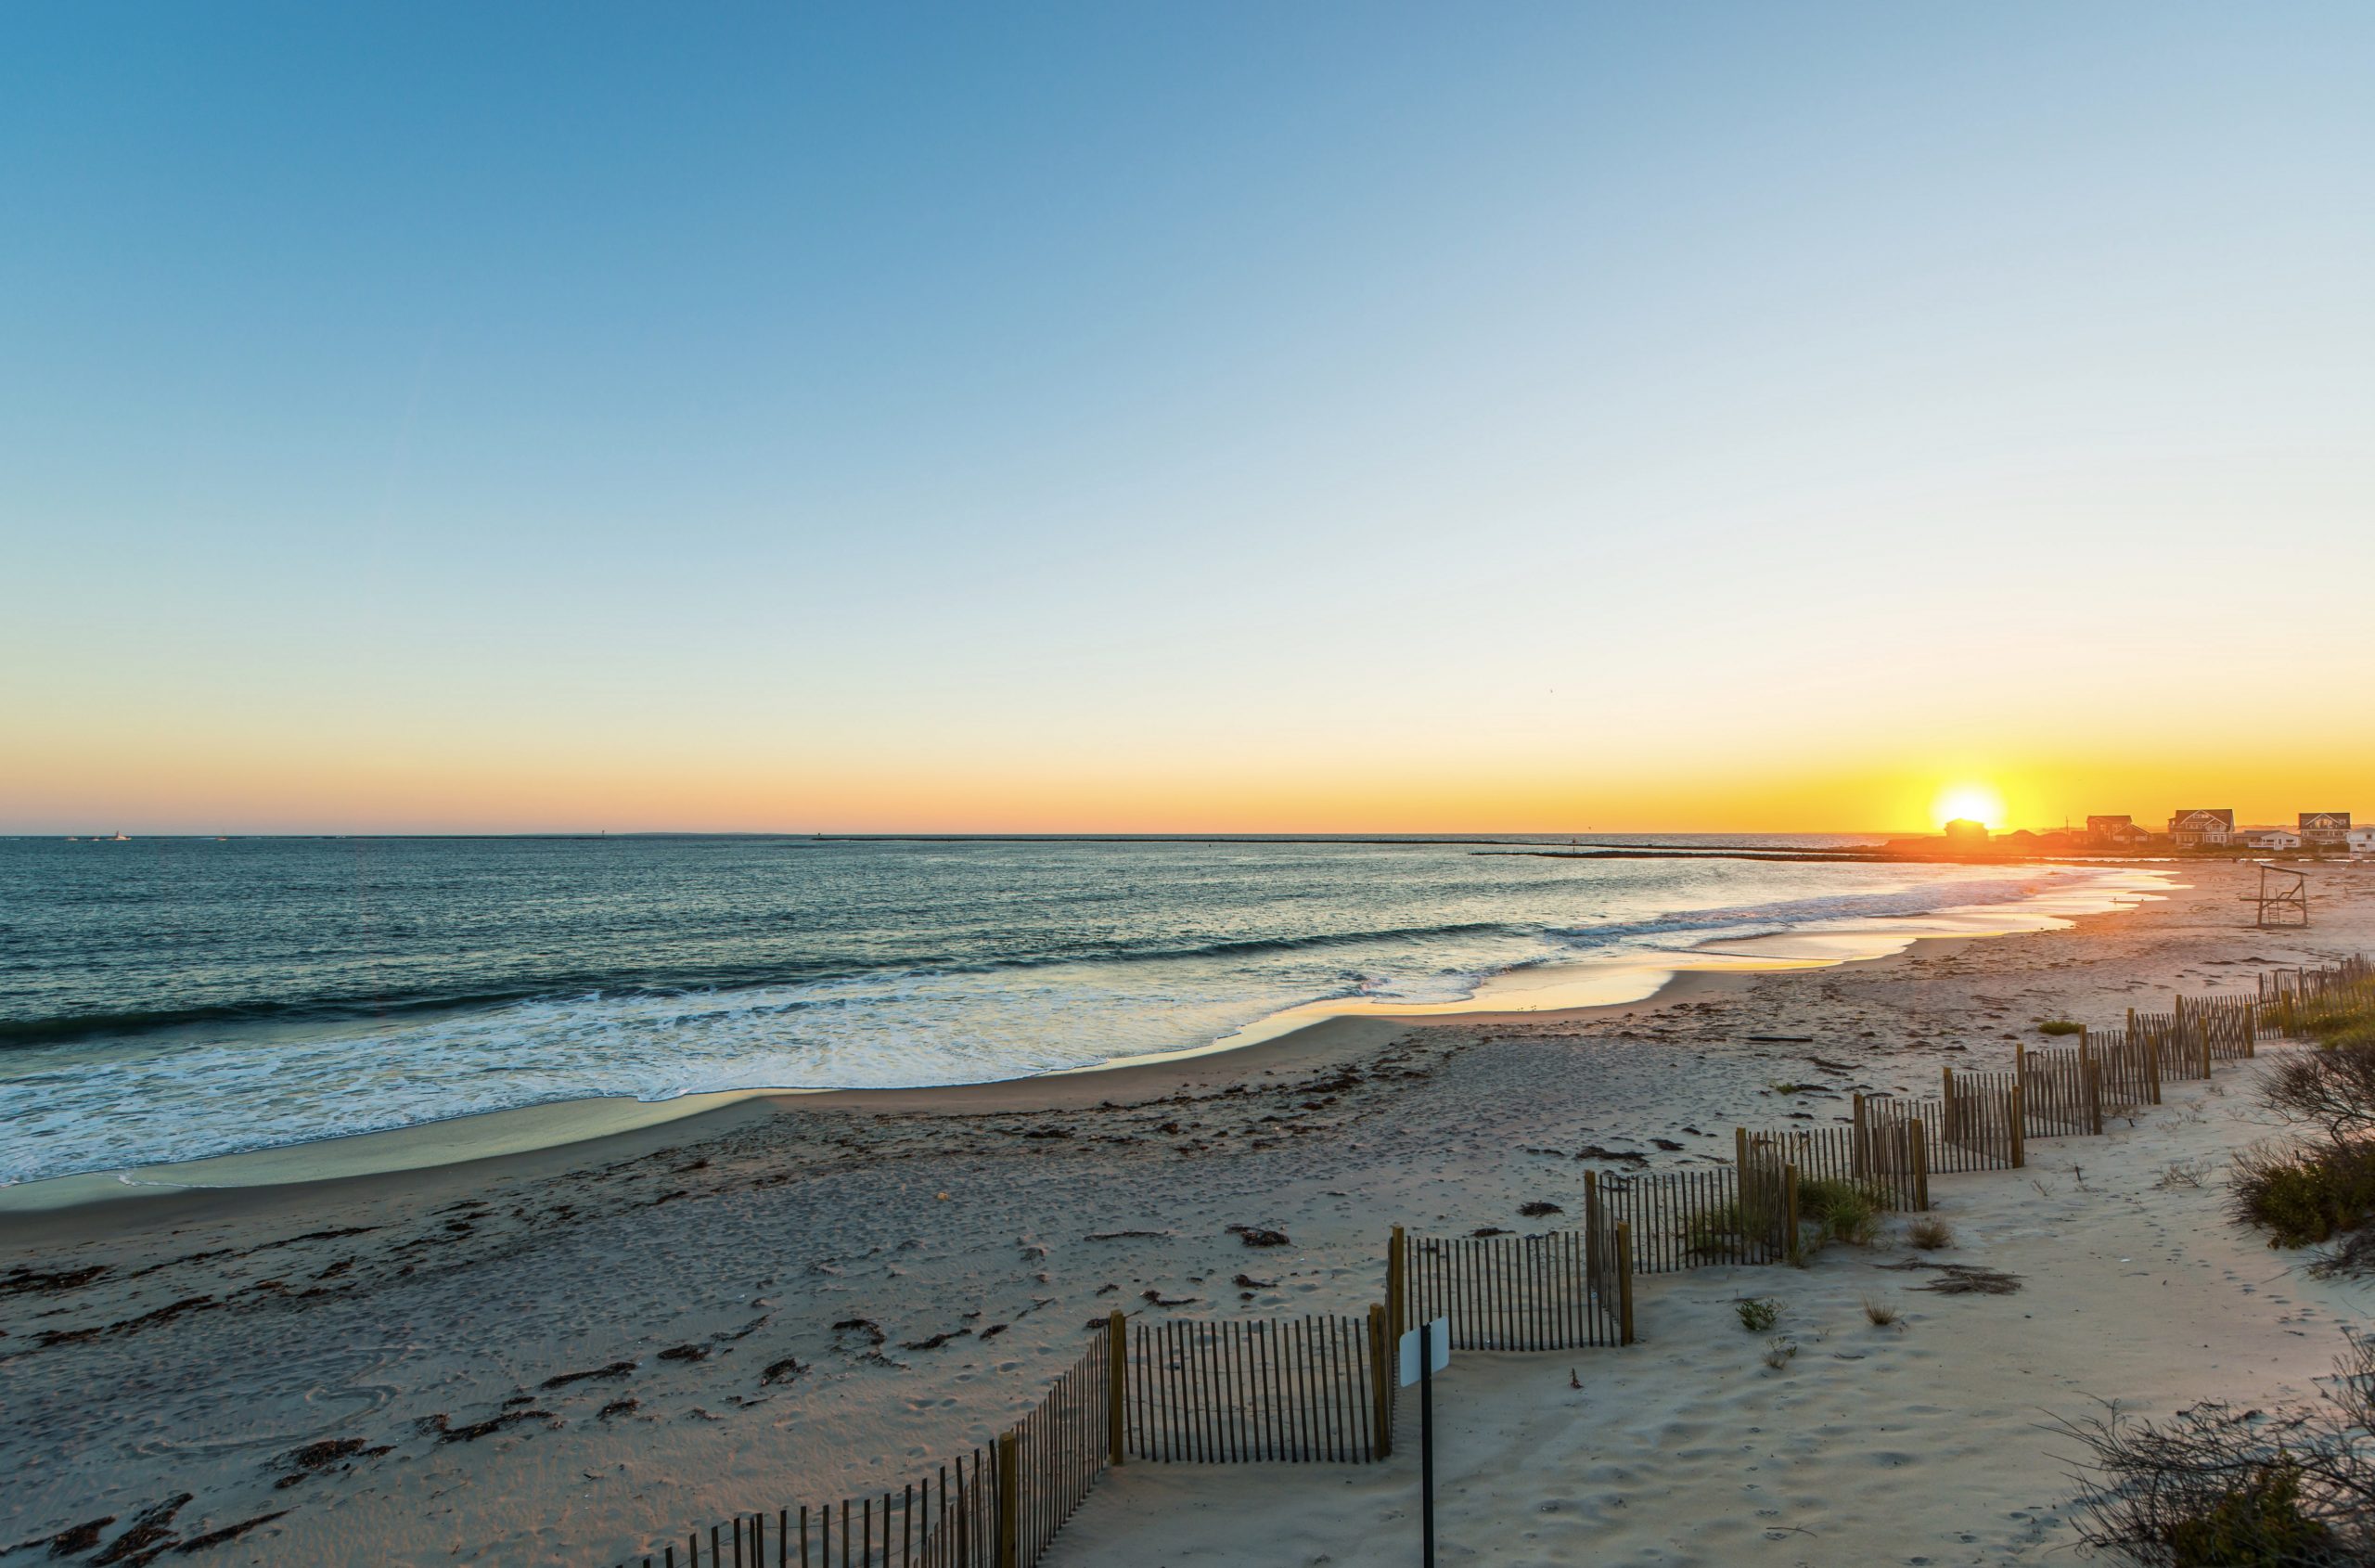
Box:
1584 1127 1838 1275
1387 1219 1633 1349
2259 955 2374 1018
1012 1323 1112 1563
2017 1043 2100 1137
1756 1111 1927 1213
2262 957 2375 1038
2073 1028 2162 1110
1585 1162 1787 1275
1123 1313 1389 1465
638 1448 1000 1568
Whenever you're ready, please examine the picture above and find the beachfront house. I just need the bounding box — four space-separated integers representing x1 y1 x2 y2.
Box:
2168 808 2236 847
2350 826 2375 855
1943 818 1989 850
2086 815 2154 847
2300 811 2353 849
2240 826 2304 852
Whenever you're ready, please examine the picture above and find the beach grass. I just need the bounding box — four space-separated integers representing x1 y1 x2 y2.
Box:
1906 1215 1954 1250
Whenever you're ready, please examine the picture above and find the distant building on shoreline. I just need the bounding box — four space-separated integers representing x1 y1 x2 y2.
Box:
2351 826 2375 855
1943 818 1989 851
2300 812 2353 849
2240 825 2304 852
2168 808 2236 847
2086 815 2154 848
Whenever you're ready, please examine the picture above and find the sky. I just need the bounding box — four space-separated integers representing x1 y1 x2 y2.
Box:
4 2 2371 835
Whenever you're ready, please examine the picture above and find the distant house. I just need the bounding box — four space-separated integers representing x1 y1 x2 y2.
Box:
2167 808 2236 847
1943 818 1990 851
2300 812 2353 849
2240 826 2303 852
2350 826 2375 855
2086 815 2154 847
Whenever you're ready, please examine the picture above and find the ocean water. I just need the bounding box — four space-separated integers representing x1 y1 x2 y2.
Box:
0 835 2140 1185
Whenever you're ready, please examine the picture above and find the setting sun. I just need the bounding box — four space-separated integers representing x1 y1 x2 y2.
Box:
1935 783 2007 829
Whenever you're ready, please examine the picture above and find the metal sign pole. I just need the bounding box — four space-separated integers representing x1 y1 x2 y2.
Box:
1419 1342 1435 1568
1398 1314 1448 1568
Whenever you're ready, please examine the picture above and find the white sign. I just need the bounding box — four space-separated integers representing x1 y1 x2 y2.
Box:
1397 1317 1450 1387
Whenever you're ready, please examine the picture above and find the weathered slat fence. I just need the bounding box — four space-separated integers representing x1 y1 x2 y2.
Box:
2080 1027 2162 1110
665 1449 1001 1568
1585 1163 1786 1275
1011 1321 1110 1563
2260 955 2374 1010
1754 1109 1928 1213
1124 1313 1387 1465
2018 1044 2099 1137
1387 1220 1633 1349
2262 957 2374 1037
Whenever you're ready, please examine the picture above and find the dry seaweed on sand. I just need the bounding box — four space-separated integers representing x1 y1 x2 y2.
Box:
542 1359 636 1390
1876 1261 2022 1295
417 1409 555 1443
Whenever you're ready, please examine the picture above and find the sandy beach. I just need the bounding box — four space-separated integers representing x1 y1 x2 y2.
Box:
6 859 2371 1565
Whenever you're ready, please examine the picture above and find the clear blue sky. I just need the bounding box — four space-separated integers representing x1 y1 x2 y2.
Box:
6 3 2372 831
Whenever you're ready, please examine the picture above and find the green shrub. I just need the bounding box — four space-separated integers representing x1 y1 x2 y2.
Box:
1736 1297 1779 1332
2326 1018 2375 1052
2037 1019 2084 1036
1796 1176 1885 1247
2063 1337 2375 1564
2163 1456 2335 1567
2233 1143 2375 1248
2297 983 2375 1047
1686 1189 1789 1259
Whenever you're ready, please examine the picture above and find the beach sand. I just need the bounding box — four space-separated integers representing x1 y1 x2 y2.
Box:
5 860 2371 1564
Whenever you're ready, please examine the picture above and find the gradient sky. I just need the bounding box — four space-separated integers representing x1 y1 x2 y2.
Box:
5 3 2371 834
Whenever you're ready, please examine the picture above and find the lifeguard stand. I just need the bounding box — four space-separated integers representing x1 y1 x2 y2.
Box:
2244 863 2308 928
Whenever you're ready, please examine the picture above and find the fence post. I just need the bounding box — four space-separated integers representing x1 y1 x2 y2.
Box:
1583 1170 1601 1293
2008 1083 2024 1167
2245 1002 2257 1057
1783 1163 1801 1265
995 1431 1019 1568
1106 1312 1126 1468
1615 1220 1635 1345
1852 1094 1868 1178
1909 1118 1929 1211
1367 1303 1393 1459
1387 1226 1406 1337
1941 1066 1956 1144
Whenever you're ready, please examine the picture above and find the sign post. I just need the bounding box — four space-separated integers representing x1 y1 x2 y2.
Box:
1396 1317 1449 1568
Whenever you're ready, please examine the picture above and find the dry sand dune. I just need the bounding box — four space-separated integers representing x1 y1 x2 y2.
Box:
4 861 2370 1564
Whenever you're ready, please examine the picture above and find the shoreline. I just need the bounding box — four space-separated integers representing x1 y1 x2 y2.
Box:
0 866 2168 1227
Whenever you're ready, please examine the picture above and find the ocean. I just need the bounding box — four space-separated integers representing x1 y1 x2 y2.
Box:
0 835 2144 1185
